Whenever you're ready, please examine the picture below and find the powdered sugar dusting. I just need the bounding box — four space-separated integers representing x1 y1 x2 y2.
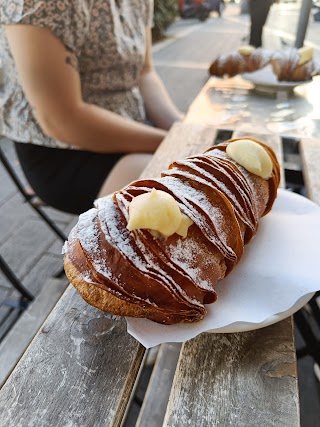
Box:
167 237 216 292
160 175 237 260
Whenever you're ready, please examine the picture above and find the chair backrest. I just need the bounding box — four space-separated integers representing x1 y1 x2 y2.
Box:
0 140 67 242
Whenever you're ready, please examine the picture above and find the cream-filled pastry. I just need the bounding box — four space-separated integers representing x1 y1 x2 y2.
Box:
63 137 280 324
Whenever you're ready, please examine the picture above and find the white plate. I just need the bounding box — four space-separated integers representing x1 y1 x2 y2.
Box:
206 292 315 333
242 64 311 94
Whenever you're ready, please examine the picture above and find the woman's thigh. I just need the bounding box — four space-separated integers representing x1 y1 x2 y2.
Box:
15 142 123 214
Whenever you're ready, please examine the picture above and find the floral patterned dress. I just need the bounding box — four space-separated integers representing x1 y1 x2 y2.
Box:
0 0 153 148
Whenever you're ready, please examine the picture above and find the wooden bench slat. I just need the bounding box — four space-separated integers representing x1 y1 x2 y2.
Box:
163 318 299 427
300 138 320 205
0 285 144 427
0 277 68 387
162 130 300 426
136 343 182 427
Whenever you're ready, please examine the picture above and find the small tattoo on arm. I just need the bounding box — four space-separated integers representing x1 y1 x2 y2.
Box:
65 54 78 71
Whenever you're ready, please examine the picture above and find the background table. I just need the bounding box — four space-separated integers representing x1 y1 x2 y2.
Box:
185 75 320 140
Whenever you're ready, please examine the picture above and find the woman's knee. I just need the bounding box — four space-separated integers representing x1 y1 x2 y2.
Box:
115 153 153 167
97 153 153 197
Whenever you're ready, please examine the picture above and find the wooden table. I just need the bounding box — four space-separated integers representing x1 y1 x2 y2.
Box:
0 79 320 426
185 75 320 139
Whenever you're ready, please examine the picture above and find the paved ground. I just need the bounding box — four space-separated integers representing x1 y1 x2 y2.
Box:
1 1 320 425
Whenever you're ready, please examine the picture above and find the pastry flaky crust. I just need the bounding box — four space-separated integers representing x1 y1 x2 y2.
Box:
271 49 320 82
209 48 273 77
64 137 280 325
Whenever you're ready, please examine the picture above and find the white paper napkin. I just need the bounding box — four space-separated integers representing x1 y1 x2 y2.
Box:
126 189 320 348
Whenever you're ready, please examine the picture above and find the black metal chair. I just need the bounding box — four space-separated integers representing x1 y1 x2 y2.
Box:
0 137 73 346
294 292 320 380
0 141 67 292
0 254 34 340
0 144 67 244
0 140 69 339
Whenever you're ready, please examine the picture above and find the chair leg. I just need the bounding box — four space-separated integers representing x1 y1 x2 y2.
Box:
1 296 30 311
308 292 320 328
294 308 320 366
54 265 66 278
0 254 33 301
27 202 67 242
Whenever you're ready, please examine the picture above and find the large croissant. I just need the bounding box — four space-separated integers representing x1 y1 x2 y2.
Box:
63 137 280 325
209 48 273 77
271 49 320 81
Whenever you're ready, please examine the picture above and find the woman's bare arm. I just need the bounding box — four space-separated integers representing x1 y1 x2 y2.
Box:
4 25 166 153
138 29 184 131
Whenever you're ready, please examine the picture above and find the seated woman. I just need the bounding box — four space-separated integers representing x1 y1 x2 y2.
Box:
0 0 183 214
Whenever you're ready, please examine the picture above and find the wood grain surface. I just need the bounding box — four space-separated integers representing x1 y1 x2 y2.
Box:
163 318 299 427
0 123 302 427
136 343 182 427
0 286 144 427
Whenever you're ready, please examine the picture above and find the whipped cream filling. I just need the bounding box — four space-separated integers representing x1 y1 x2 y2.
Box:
226 139 273 179
127 188 193 238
